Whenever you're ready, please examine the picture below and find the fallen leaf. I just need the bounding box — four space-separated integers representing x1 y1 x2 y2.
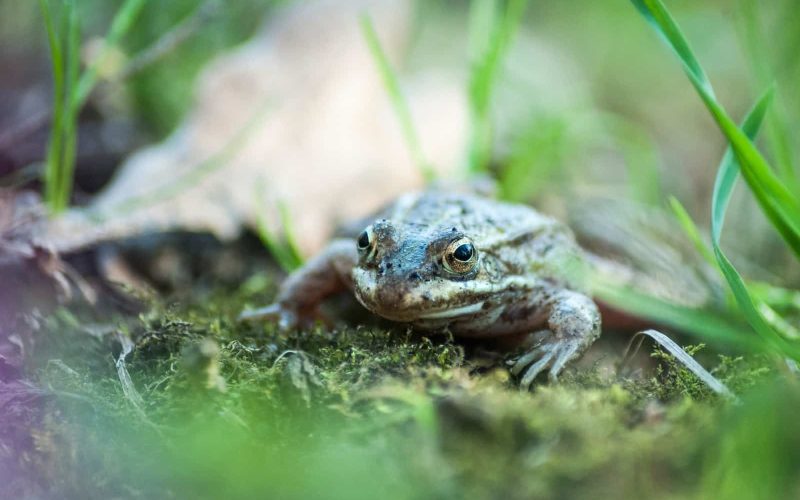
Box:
47 0 468 256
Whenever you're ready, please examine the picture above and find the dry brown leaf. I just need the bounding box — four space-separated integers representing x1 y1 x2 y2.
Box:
48 0 467 256
45 0 590 257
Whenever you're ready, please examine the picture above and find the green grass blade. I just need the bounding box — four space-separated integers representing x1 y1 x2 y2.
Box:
278 201 305 270
668 196 716 269
466 0 528 174
254 184 304 274
748 281 800 312
39 0 66 211
601 113 662 205
57 0 81 212
359 13 434 182
116 0 219 80
694 82 800 258
710 88 800 360
41 0 146 213
710 89 772 242
103 0 148 47
499 115 568 201
256 210 301 274
75 0 147 108
592 280 760 350
736 0 797 186
465 0 496 176
630 0 714 97
758 302 800 341
632 0 800 259
468 0 498 67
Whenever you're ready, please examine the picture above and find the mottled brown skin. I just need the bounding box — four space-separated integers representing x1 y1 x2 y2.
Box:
241 189 601 387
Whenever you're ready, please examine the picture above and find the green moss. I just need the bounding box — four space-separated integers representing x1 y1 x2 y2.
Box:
638 343 775 402
23 275 792 498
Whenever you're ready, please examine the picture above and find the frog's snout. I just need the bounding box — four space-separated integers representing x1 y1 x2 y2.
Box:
352 267 423 320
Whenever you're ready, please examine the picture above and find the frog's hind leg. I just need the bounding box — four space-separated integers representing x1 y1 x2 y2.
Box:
510 290 600 388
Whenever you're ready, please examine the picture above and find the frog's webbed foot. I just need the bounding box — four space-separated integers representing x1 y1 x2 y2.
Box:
510 290 601 389
510 330 583 389
238 303 299 331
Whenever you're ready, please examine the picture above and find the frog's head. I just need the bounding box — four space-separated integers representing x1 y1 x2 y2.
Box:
351 219 492 323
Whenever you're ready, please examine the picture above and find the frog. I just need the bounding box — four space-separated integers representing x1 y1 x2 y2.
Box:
240 187 601 388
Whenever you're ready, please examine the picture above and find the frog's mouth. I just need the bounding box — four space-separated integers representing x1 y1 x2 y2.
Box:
416 302 485 320
352 266 487 322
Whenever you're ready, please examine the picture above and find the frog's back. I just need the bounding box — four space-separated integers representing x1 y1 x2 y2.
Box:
385 190 555 239
397 191 581 280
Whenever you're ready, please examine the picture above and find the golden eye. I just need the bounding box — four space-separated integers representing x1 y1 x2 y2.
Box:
357 226 375 253
443 237 478 274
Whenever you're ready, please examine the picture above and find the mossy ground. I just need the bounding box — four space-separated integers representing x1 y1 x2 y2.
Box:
16 248 795 500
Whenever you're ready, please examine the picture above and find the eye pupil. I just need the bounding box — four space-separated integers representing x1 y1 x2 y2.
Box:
453 243 474 262
443 239 477 274
357 230 371 250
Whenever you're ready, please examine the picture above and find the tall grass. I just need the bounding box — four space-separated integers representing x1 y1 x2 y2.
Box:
632 1 800 258
631 0 800 361
255 195 304 274
736 0 797 190
39 0 80 214
466 0 528 175
360 13 434 182
39 0 146 214
359 0 529 182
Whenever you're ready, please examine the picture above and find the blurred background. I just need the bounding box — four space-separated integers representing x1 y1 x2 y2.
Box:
3 1 800 498
2 0 798 268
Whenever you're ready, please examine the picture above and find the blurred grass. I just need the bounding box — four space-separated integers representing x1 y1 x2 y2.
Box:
631 0 800 361
633 0 800 258
701 382 800 499
39 0 147 213
361 12 434 182
39 0 78 213
466 0 528 175
37 0 259 213
120 0 276 137
256 197 304 273
736 0 797 190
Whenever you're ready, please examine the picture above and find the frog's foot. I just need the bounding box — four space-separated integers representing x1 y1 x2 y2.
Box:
509 290 601 389
509 330 583 389
238 303 299 331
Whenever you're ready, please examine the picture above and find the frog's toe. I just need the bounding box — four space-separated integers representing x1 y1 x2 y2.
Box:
511 337 581 389
238 303 298 331
510 343 551 375
547 341 581 382
518 347 556 389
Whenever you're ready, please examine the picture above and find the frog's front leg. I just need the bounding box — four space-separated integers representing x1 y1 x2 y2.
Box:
510 290 600 388
239 239 357 330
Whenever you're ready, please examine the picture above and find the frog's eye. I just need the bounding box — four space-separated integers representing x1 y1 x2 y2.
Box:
443 237 478 274
357 226 375 253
